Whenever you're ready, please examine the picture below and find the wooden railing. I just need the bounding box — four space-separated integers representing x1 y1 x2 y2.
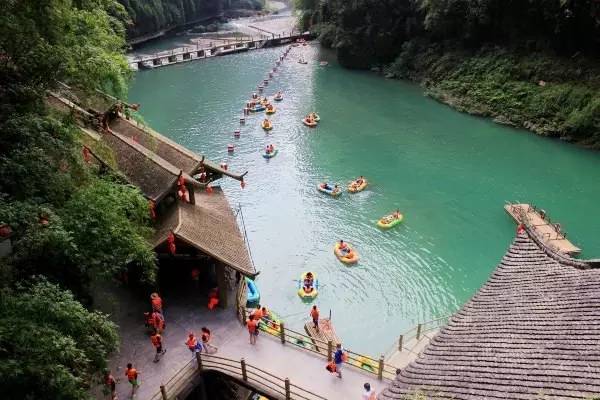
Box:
240 307 398 381
152 352 327 400
383 316 449 360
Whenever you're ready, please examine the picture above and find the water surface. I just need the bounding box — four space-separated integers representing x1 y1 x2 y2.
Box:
129 45 600 354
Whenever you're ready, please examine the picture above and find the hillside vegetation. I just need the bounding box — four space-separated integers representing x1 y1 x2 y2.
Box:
296 0 600 146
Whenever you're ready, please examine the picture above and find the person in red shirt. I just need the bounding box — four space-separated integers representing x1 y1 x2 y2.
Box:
150 293 163 314
104 370 117 400
186 332 199 356
125 363 140 397
151 330 166 362
247 315 258 345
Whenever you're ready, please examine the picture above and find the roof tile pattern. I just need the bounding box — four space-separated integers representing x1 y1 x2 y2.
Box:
379 233 600 400
154 187 255 276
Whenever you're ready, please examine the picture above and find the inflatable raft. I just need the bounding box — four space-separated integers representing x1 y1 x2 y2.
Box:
348 179 368 193
259 309 281 335
252 105 266 112
262 149 278 159
265 106 276 115
334 242 359 264
377 213 403 229
274 94 283 102
297 272 318 300
262 120 273 131
317 183 341 197
245 277 260 305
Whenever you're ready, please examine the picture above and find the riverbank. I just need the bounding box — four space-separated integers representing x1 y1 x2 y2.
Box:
382 44 600 149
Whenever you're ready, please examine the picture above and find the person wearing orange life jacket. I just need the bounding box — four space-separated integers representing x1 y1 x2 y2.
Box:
186 332 201 356
338 240 350 255
151 310 165 333
310 305 320 331
125 363 140 397
247 315 258 345
201 327 218 353
150 330 166 362
150 292 163 314
250 304 263 320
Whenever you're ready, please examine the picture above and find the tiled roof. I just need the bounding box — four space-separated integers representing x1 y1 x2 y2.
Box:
153 187 255 276
110 117 246 180
379 233 600 400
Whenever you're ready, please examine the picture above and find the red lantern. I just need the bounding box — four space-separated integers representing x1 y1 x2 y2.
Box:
206 186 213 194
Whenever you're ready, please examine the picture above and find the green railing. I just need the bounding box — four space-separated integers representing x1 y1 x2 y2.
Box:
240 306 399 381
152 352 327 400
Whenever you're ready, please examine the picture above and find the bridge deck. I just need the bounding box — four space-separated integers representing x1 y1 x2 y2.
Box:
104 287 386 400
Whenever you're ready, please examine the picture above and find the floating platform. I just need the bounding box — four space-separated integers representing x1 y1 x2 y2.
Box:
304 318 341 356
504 203 581 255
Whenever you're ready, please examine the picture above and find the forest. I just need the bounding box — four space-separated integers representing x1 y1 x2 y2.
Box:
0 1 155 398
296 0 600 146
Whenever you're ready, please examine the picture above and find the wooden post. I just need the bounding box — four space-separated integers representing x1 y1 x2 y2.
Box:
196 351 203 371
241 358 248 381
160 385 168 400
241 305 247 324
378 355 385 380
327 340 333 362
279 322 286 344
285 378 291 400
398 335 404 351
215 262 228 308
416 323 423 340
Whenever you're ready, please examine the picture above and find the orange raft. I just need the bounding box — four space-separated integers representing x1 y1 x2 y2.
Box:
333 242 359 264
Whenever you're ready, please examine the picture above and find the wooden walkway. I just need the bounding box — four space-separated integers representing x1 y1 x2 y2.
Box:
504 203 581 255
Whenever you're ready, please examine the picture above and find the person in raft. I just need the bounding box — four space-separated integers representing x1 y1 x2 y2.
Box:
339 240 351 255
322 182 332 191
355 176 364 186
333 184 340 194
263 118 270 126
393 209 401 219
276 91 282 98
303 272 314 292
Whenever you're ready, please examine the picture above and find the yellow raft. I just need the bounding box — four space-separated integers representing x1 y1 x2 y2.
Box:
377 213 404 229
334 242 359 264
265 106 276 115
353 356 378 373
298 272 318 300
348 179 368 193
262 120 273 131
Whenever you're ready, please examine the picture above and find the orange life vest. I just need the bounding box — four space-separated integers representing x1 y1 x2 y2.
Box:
186 336 197 349
126 368 138 381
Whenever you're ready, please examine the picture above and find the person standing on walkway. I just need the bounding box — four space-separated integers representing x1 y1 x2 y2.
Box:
150 292 163 314
125 363 140 398
334 343 345 379
310 305 319 331
151 310 165 334
104 370 117 400
186 332 199 357
247 315 258 345
150 330 166 362
362 383 377 400
201 327 218 353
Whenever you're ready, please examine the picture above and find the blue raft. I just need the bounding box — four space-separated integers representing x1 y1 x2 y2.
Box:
245 277 260 305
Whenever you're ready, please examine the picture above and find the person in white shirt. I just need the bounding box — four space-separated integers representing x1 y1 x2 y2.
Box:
362 382 376 400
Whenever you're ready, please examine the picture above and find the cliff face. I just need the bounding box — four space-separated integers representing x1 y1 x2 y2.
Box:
118 0 226 39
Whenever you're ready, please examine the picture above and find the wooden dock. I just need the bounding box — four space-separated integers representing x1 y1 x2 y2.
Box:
304 318 340 356
504 203 581 255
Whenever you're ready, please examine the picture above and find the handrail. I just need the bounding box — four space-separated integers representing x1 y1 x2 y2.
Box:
153 352 327 400
383 315 449 361
240 306 398 381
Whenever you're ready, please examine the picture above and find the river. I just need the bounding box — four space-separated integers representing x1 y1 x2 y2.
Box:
128 44 600 355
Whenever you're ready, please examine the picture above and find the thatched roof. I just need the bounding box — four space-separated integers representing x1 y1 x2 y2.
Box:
110 117 246 181
379 232 600 400
103 130 199 202
153 187 255 277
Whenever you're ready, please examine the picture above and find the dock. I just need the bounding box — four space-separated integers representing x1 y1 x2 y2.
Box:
304 318 340 356
504 203 581 255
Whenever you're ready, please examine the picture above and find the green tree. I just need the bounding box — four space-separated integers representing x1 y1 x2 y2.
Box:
0 279 119 400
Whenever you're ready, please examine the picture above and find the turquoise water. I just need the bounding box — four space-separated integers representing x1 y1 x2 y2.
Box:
129 45 600 355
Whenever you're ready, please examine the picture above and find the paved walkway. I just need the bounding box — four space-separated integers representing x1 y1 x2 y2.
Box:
104 287 386 400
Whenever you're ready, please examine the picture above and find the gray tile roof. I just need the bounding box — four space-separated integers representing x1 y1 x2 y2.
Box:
153 187 256 277
379 233 600 400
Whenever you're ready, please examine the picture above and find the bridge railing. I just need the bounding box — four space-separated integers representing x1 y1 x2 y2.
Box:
241 307 399 381
383 316 449 361
152 352 327 400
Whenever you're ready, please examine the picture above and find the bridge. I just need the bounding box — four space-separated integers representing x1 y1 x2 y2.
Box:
128 30 310 70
